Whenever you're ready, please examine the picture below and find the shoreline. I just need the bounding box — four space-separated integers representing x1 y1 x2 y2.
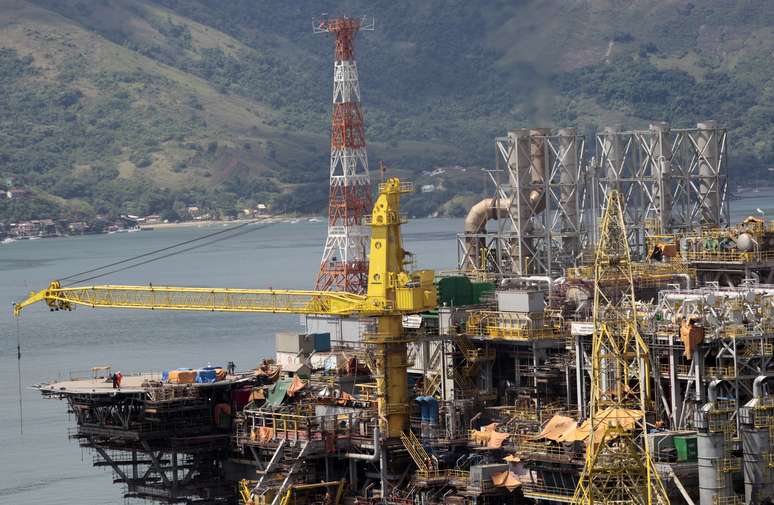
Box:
139 218 277 230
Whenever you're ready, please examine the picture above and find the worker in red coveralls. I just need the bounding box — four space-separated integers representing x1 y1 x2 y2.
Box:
115 371 123 389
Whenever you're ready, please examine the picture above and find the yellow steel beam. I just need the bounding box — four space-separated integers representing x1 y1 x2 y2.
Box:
13 281 371 317
573 190 670 505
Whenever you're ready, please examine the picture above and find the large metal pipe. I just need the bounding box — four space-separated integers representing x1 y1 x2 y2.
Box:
558 128 579 257
741 376 774 505
650 122 672 231
696 120 720 226
708 379 723 403
753 375 769 400
346 422 381 461
462 197 511 270
464 198 511 234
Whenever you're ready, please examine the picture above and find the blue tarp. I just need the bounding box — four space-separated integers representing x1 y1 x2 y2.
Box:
196 367 218 384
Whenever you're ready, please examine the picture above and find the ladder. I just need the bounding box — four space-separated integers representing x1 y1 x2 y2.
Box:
250 439 287 496
400 430 433 472
270 441 311 505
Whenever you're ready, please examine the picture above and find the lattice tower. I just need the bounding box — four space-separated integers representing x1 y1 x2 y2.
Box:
314 16 374 293
573 191 670 505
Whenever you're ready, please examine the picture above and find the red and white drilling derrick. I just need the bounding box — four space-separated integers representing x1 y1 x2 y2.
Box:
314 16 374 294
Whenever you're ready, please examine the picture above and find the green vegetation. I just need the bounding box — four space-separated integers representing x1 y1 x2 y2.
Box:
554 56 773 178
1 1 774 225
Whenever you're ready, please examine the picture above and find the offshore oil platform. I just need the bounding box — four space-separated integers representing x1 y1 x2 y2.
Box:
14 14 774 505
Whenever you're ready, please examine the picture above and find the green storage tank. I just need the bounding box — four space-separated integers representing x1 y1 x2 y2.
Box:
471 281 495 304
673 435 697 461
437 276 473 306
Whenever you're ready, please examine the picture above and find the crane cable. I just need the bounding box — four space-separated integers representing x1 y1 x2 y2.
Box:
61 220 273 286
69 222 274 284
16 317 23 435
13 220 276 431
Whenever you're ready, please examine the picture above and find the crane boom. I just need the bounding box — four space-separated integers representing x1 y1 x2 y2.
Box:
14 178 434 321
13 177 436 438
13 282 370 317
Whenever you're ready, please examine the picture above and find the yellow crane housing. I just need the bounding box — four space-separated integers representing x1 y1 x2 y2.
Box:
14 177 437 438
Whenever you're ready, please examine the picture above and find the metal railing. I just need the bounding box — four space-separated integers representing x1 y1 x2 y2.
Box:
521 483 576 503
239 409 375 447
466 311 564 342
713 495 744 505
516 440 575 460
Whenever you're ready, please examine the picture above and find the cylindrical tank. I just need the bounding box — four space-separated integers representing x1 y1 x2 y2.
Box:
599 126 623 190
650 122 672 231
736 233 755 252
530 128 550 171
741 377 774 504
741 416 773 504
558 128 579 256
698 430 731 505
696 121 720 226
529 128 550 214
507 129 533 274
507 128 533 220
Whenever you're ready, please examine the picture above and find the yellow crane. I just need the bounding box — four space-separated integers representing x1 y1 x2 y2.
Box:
14 177 436 438
572 190 669 505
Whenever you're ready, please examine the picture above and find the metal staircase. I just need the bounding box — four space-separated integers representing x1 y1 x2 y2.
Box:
269 441 311 505
400 430 434 472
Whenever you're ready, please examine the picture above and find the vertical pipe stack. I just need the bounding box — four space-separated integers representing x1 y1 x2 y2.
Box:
650 121 672 233
696 120 720 226
558 128 579 261
508 129 532 274
740 377 774 505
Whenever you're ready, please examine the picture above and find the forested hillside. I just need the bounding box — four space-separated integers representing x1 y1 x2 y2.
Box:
1 0 773 223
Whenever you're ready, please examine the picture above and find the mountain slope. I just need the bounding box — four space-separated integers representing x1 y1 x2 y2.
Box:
1 0 773 223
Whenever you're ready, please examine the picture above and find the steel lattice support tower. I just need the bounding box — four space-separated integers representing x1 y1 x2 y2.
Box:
573 191 670 505
594 122 729 258
314 16 374 293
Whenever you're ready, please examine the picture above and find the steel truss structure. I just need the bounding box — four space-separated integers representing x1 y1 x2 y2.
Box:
573 191 670 505
593 122 729 258
61 389 232 503
314 16 374 293
458 128 590 277
649 281 774 430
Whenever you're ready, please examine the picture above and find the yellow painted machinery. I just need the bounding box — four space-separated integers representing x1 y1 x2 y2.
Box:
573 190 670 505
14 178 436 438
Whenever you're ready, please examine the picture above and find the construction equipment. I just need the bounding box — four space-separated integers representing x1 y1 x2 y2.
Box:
14 178 436 438
572 191 670 505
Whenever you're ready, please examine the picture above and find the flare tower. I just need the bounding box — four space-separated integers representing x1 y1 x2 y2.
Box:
314 16 374 293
